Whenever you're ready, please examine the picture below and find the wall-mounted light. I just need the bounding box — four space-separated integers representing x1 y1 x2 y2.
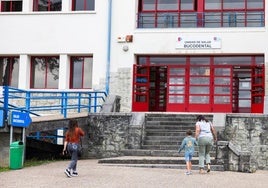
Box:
123 45 129 52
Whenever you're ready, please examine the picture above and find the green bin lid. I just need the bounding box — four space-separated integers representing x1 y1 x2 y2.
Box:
10 141 23 146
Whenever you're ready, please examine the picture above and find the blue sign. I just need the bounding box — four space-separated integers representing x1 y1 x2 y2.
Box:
11 111 32 128
0 110 4 127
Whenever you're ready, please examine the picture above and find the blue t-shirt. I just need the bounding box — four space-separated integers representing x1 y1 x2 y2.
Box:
178 136 198 154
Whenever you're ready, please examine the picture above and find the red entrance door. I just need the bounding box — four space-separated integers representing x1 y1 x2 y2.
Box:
251 65 264 113
166 65 187 112
188 65 211 112
212 66 233 112
149 66 167 111
132 65 150 111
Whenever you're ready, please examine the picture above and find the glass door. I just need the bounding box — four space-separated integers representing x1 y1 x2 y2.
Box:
166 65 187 112
188 65 211 112
251 65 264 113
213 66 233 112
132 65 150 111
149 66 167 111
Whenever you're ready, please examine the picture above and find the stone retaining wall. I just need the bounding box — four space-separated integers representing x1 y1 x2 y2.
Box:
86 113 144 158
216 114 268 172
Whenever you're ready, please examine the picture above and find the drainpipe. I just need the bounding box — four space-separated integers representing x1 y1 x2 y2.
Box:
105 0 112 95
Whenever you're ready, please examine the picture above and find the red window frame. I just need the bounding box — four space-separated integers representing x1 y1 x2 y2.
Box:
0 56 19 87
33 0 62 12
72 0 95 11
138 0 265 28
30 56 59 89
69 56 93 89
1 0 22 12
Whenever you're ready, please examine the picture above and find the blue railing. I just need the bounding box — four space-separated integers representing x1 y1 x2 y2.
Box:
0 86 107 120
137 11 265 28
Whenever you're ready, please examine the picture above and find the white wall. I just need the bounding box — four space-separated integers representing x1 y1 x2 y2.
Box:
1 0 268 112
0 0 109 88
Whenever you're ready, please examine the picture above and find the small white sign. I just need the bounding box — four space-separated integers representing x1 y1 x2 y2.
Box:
176 36 221 49
0 86 3 98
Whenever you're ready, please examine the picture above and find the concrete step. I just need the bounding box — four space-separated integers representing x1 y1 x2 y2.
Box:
145 135 184 140
145 129 193 133
146 122 196 127
100 163 224 171
98 156 224 171
142 145 179 150
145 132 188 137
143 140 180 145
121 149 216 157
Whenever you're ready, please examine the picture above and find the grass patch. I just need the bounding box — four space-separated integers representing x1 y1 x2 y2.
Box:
0 167 9 173
0 159 59 173
24 159 53 167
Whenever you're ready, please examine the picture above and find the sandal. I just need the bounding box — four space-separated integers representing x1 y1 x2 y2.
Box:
207 164 211 173
199 168 205 174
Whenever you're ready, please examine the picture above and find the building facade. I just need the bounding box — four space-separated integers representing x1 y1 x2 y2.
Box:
0 0 267 114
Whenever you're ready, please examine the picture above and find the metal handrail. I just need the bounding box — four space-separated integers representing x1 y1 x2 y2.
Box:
137 11 265 28
0 86 107 119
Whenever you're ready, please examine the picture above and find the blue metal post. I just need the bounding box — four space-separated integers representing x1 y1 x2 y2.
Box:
94 93 97 112
3 86 9 121
25 91 31 112
105 0 112 95
63 92 67 118
88 94 91 113
78 93 81 113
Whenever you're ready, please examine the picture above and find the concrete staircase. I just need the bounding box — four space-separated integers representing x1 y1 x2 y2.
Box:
99 113 224 171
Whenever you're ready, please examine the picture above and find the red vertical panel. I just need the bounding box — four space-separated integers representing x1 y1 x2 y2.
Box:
132 65 150 112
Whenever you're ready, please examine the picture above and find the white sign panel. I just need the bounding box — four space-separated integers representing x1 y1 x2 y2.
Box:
176 36 221 49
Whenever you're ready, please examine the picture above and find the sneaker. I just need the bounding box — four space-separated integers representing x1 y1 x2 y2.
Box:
199 168 206 174
207 164 211 173
72 171 78 177
185 171 191 175
64 169 71 178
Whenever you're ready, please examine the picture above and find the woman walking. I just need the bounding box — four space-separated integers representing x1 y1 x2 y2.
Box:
63 119 85 177
195 115 217 174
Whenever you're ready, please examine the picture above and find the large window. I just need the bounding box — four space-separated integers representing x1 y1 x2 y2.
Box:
138 0 265 28
0 57 19 87
70 56 93 89
1 0 22 12
30 56 59 89
33 0 62 11
72 0 95 11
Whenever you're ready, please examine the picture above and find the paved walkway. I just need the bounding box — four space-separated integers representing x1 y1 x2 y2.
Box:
1 159 268 188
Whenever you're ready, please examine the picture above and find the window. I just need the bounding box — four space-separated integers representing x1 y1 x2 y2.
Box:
72 0 95 11
33 0 62 12
1 0 22 12
0 57 19 87
138 0 265 28
30 56 59 89
70 56 93 89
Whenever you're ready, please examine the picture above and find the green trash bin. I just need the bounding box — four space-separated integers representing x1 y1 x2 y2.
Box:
10 141 24 169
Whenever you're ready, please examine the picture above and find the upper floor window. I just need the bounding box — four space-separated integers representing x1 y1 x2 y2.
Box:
33 0 62 12
138 0 265 28
30 56 59 89
72 0 95 11
0 57 19 87
70 56 93 89
1 0 22 12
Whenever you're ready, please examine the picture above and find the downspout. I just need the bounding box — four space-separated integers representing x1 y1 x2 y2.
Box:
105 0 112 95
